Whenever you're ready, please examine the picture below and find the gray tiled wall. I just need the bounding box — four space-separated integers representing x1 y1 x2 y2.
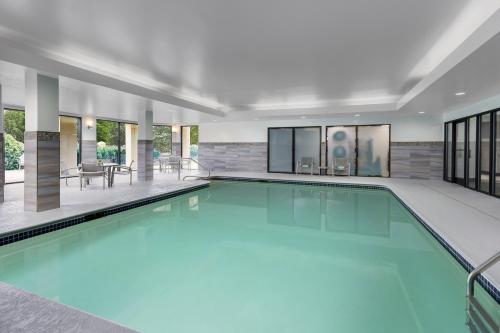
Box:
199 141 444 179
199 142 267 172
390 142 443 179
24 131 60 212
81 140 97 162
0 133 4 203
138 140 154 181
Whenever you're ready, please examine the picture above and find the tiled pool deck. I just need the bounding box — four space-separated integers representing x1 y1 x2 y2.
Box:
0 170 499 332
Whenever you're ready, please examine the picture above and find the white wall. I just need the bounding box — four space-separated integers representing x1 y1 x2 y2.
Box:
199 114 443 143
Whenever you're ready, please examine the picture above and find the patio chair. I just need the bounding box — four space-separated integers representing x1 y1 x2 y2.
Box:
60 161 79 186
296 157 315 175
332 158 351 176
79 162 106 190
113 160 134 185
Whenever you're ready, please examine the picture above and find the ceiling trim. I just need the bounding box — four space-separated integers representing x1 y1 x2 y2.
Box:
0 27 225 117
397 7 500 110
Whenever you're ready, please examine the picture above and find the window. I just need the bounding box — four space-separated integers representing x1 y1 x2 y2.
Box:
96 119 137 165
153 125 172 159
3 109 25 183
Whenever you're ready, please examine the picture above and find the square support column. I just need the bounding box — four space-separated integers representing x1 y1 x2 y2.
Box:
0 85 4 203
138 110 153 181
81 116 97 162
24 71 60 212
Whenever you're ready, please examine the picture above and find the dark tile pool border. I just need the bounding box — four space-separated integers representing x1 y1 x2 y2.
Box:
211 176 500 304
0 183 209 247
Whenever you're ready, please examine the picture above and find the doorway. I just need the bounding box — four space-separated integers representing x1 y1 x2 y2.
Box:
181 126 199 168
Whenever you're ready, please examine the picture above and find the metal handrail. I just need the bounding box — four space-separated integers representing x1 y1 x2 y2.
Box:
467 251 500 298
182 158 211 180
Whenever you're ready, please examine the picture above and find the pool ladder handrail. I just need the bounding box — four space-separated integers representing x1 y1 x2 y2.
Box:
181 158 212 181
466 251 500 333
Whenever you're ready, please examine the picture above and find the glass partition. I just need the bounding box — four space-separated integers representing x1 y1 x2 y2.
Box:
454 121 466 185
294 127 321 173
467 117 477 189
326 126 356 175
268 128 293 173
357 125 390 177
479 114 491 193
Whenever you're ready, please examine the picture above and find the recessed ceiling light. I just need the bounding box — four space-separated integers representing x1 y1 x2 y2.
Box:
300 116 307 119
253 118 259 121
354 114 360 117
212 120 217 122
419 111 425 114
455 92 466 96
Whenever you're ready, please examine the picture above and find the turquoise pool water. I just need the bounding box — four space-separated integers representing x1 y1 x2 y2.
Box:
0 181 497 332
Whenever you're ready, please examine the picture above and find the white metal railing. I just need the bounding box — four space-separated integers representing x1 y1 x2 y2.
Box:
181 158 211 180
466 251 500 333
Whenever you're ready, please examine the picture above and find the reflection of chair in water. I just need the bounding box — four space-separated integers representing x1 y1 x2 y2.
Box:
296 157 315 175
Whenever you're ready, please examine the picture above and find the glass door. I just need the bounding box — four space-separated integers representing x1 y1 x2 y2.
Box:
268 128 294 173
357 125 390 177
467 117 477 189
454 121 466 185
294 127 321 174
479 114 491 193
326 126 356 175
326 124 390 177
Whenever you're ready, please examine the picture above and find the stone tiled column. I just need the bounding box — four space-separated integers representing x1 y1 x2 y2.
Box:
81 116 97 162
137 110 153 181
0 84 4 203
24 71 60 212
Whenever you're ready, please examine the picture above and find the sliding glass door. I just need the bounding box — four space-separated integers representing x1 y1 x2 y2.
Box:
454 120 466 186
326 124 390 177
326 126 356 175
479 114 491 193
267 127 321 173
445 108 500 198
357 125 390 177
294 127 321 172
467 117 477 189
496 111 500 196
268 128 294 173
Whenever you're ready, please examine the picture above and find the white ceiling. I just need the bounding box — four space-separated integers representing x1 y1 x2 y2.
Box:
0 0 499 120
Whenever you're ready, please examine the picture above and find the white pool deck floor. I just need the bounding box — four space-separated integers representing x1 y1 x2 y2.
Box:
0 170 499 292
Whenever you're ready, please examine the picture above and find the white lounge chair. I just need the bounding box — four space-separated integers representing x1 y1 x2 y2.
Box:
114 160 134 185
332 158 351 176
296 157 315 175
79 162 106 190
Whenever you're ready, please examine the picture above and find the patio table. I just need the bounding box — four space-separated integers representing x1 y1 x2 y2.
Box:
101 163 118 187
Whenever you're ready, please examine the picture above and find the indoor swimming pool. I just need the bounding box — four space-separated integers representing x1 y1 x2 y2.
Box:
0 181 497 332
